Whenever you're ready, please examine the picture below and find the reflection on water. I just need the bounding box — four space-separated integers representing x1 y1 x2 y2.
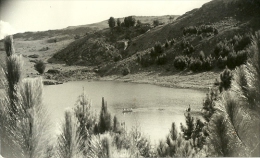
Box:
43 80 205 143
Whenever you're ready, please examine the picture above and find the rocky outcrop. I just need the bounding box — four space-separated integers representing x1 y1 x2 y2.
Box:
43 79 63 85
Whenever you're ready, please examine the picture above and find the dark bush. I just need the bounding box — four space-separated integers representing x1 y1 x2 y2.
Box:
156 54 167 65
153 20 159 27
236 50 248 66
214 42 224 57
122 66 130 76
139 55 154 67
124 16 136 27
34 60 46 74
113 54 122 62
189 58 202 72
183 45 194 55
219 67 233 92
154 42 164 55
181 39 189 49
220 44 232 57
227 51 237 69
183 26 198 36
214 28 219 35
217 56 227 69
174 56 187 70
170 39 175 46
164 40 169 49
234 34 251 52
150 48 156 58
202 55 214 71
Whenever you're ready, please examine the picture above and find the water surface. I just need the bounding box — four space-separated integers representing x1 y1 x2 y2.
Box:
43 80 206 144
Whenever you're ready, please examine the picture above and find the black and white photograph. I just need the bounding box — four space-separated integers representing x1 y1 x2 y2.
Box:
0 0 260 157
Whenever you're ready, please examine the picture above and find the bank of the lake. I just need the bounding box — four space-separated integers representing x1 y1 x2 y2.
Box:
43 66 220 91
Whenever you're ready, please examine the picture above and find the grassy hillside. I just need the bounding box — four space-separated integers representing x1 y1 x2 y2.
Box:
49 15 179 66
98 0 260 76
49 0 260 78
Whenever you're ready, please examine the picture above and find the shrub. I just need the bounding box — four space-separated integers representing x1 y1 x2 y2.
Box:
165 40 170 48
214 42 224 57
217 56 227 69
4 36 15 56
174 56 188 70
234 34 251 52
139 55 154 67
154 42 164 55
202 56 214 71
153 20 159 27
189 58 202 72
122 66 130 76
181 39 189 49
156 54 167 65
221 44 232 57
113 54 122 62
202 88 218 122
236 50 248 66
183 26 198 36
170 39 176 46
150 48 157 58
219 67 233 92
227 51 237 69
57 110 82 157
34 60 46 74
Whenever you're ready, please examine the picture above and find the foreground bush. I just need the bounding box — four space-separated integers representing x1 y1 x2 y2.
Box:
1 35 50 158
205 31 260 157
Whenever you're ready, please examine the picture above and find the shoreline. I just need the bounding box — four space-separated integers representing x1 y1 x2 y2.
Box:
43 69 219 93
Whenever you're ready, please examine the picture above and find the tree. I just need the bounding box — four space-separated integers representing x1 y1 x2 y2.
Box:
98 97 111 134
169 16 174 23
136 20 142 27
108 17 116 28
124 16 136 27
153 20 159 27
181 112 194 140
116 18 121 27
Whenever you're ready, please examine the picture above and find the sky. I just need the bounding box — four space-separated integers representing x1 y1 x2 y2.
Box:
0 0 211 39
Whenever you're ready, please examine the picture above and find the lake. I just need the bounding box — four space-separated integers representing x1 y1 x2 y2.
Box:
43 80 206 144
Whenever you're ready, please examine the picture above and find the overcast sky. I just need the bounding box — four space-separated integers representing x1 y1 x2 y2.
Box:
0 0 211 39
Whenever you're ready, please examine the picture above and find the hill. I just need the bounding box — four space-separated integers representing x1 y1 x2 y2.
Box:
49 0 260 79
48 15 179 66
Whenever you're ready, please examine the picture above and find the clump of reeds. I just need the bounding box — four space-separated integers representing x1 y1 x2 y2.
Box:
0 36 50 158
57 110 82 158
